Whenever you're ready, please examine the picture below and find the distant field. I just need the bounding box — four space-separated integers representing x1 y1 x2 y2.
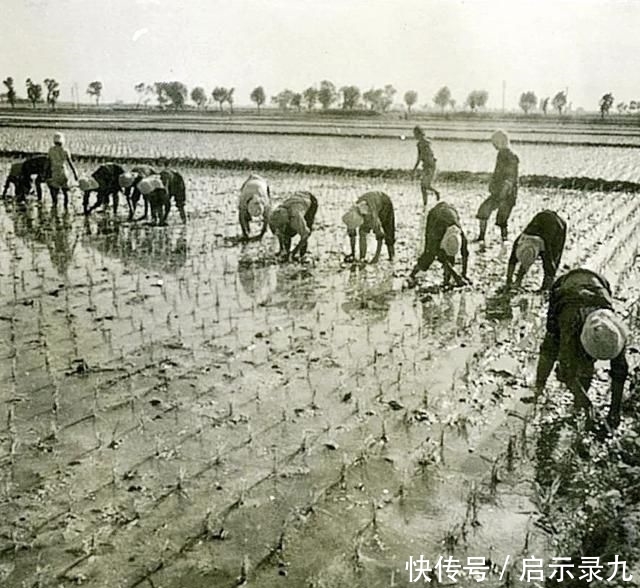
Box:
2 125 640 182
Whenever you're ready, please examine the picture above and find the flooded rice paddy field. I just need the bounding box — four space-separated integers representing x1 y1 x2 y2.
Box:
0 161 639 586
3 126 640 182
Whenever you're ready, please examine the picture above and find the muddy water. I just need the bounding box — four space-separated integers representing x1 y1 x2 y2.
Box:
0 163 638 587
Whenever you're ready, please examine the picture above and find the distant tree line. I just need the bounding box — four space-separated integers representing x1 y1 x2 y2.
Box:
1 76 638 118
1 77 103 109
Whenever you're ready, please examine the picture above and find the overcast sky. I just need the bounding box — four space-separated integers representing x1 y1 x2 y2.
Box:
2 0 637 110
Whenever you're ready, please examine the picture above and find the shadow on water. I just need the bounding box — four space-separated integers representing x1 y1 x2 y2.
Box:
83 216 188 273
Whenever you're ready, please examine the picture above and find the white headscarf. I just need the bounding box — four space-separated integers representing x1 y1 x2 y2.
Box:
580 309 628 360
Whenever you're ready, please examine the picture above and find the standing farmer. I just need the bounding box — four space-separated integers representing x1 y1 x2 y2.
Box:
476 130 519 242
409 201 469 287
268 191 318 261
412 126 440 206
506 210 566 291
46 132 78 210
342 191 395 264
535 268 629 429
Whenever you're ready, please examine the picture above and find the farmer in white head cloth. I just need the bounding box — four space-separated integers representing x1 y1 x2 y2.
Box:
238 173 271 240
46 132 78 210
342 191 395 264
408 201 469 287
535 268 629 429
506 210 567 291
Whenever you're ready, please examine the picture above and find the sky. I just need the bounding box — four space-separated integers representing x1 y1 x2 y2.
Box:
2 0 638 110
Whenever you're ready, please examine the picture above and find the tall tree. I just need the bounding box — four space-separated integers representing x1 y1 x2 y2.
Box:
340 85 360 109
291 93 302 112
154 81 187 109
552 91 567 115
191 86 207 108
211 87 228 111
25 78 43 108
362 88 382 110
599 92 614 119
303 87 318 110
271 89 295 110
3 77 16 108
540 97 550 115
225 88 235 114
380 84 396 111
519 91 537 114
318 80 337 110
433 86 452 112
466 90 488 111
87 81 103 105
44 78 60 110
250 86 266 111
404 90 418 113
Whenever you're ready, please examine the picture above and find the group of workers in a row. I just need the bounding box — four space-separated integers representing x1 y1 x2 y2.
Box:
238 127 630 434
1 129 632 433
2 133 186 225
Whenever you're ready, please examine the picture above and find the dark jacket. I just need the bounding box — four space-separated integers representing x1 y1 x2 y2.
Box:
508 210 566 288
354 191 395 246
416 138 436 168
415 201 469 272
489 148 519 199
92 163 125 193
536 268 628 415
160 170 186 205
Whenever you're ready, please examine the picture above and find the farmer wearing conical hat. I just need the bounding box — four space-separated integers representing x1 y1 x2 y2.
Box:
46 132 78 210
269 191 317 261
239 173 271 240
535 268 629 428
409 201 469 287
136 175 170 225
343 191 395 264
476 130 519 242
506 210 567 291
121 165 158 220
81 162 126 216
412 126 440 206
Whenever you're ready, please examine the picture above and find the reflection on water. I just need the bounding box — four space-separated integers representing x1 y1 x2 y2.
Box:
3 198 189 276
237 253 278 304
84 217 188 273
4 200 79 276
342 265 394 321
485 292 514 322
